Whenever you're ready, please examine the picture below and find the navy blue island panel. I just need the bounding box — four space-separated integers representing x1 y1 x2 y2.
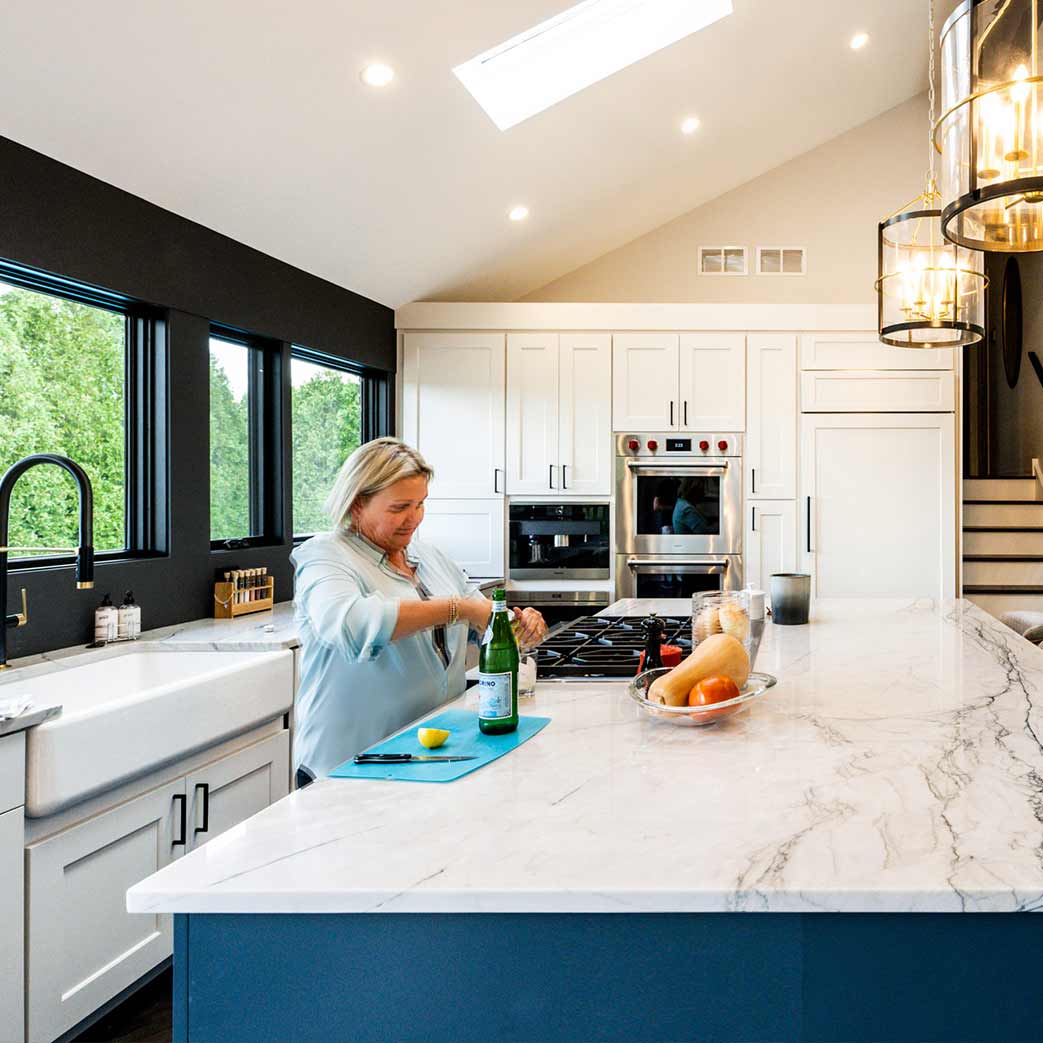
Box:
173 912 1043 1043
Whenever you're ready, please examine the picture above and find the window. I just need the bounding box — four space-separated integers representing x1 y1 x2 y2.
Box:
698 246 748 276
0 276 128 561
757 246 806 276
291 351 363 537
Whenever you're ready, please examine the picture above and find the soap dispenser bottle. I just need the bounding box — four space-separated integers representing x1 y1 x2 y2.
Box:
95 594 118 643
118 591 141 640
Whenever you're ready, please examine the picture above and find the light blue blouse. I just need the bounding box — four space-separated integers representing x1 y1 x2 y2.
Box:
290 529 476 778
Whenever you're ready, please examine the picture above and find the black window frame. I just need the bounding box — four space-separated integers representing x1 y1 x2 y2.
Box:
1 258 167 572
289 346 391 543
208 324 284 552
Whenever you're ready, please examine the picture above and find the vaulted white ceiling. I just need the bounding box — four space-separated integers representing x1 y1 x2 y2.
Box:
0 1 928 308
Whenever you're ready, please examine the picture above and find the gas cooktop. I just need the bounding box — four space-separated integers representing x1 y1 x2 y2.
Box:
532 615 692 680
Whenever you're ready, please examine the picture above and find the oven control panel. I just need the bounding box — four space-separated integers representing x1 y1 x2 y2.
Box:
616 433 742 458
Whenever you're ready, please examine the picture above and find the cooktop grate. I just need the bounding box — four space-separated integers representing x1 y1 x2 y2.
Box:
533 615 692 679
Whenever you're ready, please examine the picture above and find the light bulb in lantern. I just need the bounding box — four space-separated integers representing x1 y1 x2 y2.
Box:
1011 64 1031 104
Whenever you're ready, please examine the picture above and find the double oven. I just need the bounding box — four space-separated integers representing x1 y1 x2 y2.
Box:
615 432 743 599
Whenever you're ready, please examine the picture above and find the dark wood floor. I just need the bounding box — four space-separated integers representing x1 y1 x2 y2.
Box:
71 968 172 1043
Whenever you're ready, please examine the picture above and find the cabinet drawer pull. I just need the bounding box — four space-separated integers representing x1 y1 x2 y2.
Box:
172 793 186 846
751 506 756 532
806 496 813 553
751 467 756 494
195 783 210 835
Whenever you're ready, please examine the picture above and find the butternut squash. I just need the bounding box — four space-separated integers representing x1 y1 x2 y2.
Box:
647 633 751 706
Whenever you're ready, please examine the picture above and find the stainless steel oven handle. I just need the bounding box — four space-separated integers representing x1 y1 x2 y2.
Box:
625 460 728 473
626 559 729 573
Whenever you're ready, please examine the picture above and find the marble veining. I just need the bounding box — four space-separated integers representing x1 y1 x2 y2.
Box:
127 598 1043 915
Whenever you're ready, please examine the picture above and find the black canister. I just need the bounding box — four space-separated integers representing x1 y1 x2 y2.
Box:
770 573 811 625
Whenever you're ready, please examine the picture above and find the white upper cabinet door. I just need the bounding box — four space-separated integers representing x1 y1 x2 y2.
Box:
418 499 505 578
506 333 560 495
800 370 955 412
747 334 797 498
678 333 746 431
402 332 506 498
746 500 798 601
800 332 952 370
559 333 612 495
612 334 679 431
800 413 956 599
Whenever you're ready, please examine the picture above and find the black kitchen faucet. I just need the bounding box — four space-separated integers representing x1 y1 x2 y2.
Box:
0 454 95 669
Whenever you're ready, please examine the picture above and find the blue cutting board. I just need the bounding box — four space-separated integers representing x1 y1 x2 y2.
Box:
328 708 551 783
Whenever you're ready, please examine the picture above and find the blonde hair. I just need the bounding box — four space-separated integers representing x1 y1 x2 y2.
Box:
324 437 434 530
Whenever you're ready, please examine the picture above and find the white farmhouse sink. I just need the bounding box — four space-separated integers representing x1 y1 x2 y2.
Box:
19 648 294 817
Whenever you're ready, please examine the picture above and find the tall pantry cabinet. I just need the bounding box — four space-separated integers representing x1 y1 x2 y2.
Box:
402 332 506 578
744 334 799 597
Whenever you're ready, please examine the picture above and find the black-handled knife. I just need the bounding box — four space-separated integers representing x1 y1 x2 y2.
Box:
353 752 478 764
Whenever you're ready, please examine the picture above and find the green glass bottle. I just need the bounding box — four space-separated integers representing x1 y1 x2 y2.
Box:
478 589 519 735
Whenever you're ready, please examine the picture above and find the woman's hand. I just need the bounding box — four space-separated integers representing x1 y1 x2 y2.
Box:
511 607 547 648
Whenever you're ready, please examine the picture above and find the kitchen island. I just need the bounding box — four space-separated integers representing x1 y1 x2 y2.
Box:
129 598 1043 1043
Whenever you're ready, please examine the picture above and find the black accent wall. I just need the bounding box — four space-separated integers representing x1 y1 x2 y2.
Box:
0 135 395 658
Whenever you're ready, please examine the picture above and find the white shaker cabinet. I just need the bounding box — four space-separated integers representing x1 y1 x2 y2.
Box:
746 334 797 498
800 413 956 599
745 500 798 601
186 731 289 852
402 332 506 497
800 332 952 370
419 498 505 578
27 780 184 1043
0 730 25 1043
506 333 560 495
559 334 612 495
612 334 678 431
678 333 746 431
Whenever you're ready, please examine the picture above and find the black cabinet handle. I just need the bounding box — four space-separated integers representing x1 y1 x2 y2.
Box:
194 783 210 835
683 400 688 426
562 464 568 489
752 468 757 494
751 506 756 532
493 468 502 494
806 496 813 553
669 401 674 425
548 464 555 489
172 793 187 846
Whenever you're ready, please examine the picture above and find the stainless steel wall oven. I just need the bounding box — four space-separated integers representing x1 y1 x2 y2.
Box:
615 433 743 599
508 503 610 581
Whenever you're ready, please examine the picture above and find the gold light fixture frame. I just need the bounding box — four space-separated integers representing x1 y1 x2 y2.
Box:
934 0 1043 251
876 0 987 347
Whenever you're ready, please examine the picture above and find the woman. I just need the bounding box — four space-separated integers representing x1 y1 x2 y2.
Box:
291 437 546 785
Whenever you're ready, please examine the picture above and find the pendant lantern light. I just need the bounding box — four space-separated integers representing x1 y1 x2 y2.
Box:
877 0 987 347
936 0 1043 251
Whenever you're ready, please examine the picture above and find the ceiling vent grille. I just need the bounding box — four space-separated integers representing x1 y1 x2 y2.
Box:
698 246 748 276
757 247 806 276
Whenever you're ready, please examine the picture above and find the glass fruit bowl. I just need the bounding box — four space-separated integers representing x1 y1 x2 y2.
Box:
627 667 777 727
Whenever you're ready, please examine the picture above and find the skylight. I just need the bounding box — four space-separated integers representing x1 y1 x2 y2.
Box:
453 0 733 131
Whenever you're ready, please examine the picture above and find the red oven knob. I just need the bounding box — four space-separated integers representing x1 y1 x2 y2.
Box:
627 439 639 451
717 440 728 452
699 440 710 452
647 440 658 451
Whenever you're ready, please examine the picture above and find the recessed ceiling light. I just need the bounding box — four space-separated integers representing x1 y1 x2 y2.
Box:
361 63 395 87
454 0 734 131
681 116 701 135
508 206 530 222
850 32 869 50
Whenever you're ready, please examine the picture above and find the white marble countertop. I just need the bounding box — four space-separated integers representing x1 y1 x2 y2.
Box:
128 597 1043 915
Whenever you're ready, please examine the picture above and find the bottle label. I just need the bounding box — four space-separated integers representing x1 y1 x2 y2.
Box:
477 671 513 720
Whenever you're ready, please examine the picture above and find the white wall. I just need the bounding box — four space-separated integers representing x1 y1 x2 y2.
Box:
522 94 928 307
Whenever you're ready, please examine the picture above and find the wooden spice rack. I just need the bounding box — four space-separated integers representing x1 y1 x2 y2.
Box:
213 577 275 619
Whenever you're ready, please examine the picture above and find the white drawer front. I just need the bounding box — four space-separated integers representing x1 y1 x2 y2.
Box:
800 370 955 413
0 732 25 814
800 333 952 371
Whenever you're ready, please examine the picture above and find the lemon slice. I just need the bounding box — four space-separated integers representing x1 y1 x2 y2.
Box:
417 727 450 749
